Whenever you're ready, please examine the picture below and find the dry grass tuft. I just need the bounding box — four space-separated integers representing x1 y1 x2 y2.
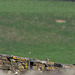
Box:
56 19 66 23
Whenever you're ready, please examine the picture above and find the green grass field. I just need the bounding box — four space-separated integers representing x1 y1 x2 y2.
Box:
0 0 75 64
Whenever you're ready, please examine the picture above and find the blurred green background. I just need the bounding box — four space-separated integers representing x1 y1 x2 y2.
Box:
0 0 75 64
